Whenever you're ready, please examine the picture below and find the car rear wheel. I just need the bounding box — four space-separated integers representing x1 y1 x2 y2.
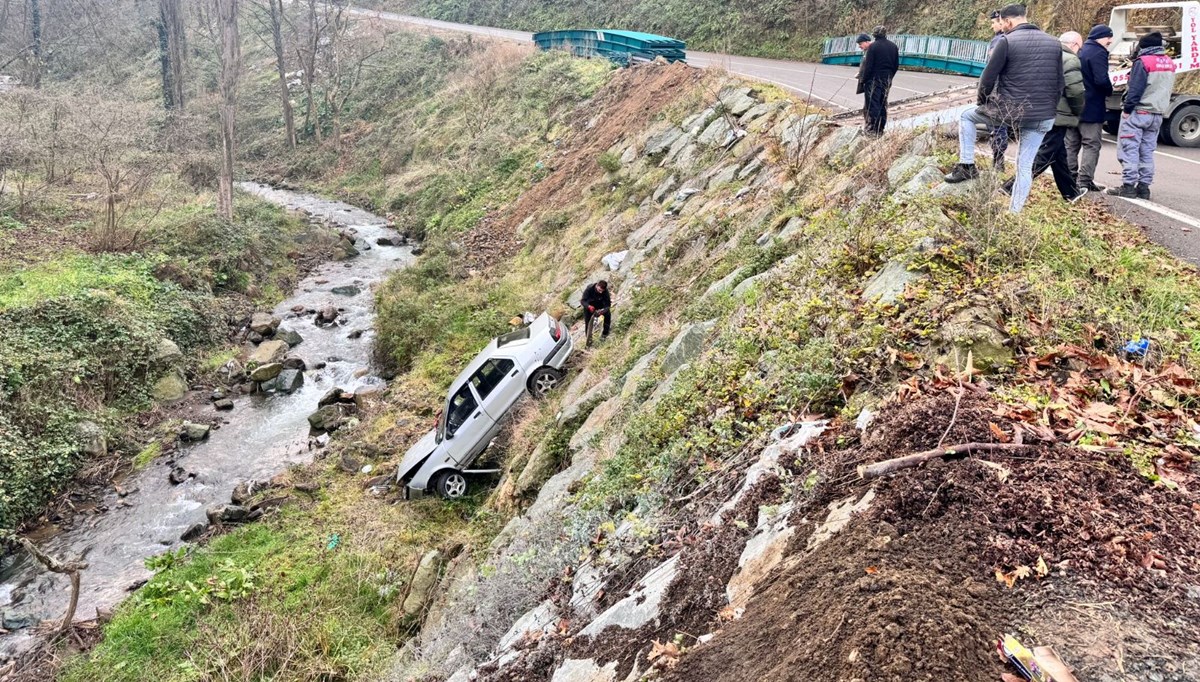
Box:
434 470 468 499
1165 105 1200 148
528 367 564 399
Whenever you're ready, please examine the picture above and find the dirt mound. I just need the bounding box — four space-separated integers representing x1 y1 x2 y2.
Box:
666 390 1200 681
665 521 1013 681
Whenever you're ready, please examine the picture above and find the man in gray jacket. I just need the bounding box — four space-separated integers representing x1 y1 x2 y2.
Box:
945 4 1063 213
1002 31 1086 201
1107 32 1178 200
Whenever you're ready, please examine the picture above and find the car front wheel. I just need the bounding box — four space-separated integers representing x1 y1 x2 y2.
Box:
434 470 469 499
528 366 565 399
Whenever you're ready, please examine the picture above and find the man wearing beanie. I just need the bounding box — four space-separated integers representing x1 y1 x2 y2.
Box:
945 4 1062 213
855 32 873 104
1071 24 1115 192
1108 32 1177 199
857 26 899 136
987 10 1012 172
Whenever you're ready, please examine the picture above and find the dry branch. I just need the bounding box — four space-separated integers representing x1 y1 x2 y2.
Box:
856 442 1033 480
16 537 88 635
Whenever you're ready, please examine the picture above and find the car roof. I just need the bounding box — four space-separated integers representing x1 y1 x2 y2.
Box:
447 313 552 392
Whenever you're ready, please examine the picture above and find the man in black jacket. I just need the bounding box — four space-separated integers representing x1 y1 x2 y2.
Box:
857 26 900 137
581 280 612 346
1069 24 1114 192
945 4 1063 213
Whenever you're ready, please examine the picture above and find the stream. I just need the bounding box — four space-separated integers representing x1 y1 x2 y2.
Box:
0 184 411 662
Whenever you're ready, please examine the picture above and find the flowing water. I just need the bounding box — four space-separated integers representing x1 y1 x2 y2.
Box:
0 184 411 661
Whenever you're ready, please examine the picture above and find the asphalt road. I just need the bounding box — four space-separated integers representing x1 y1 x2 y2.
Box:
348 6 1200 262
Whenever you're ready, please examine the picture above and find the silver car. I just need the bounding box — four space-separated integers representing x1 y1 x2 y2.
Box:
397 313 573 499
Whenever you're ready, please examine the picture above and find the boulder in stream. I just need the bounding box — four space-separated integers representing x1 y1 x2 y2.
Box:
181 422 211 442
249 362 283 382
214 398 235 411
282 356 307 371
249 312 281 336
180 522 207 542
308 403 354 432
275 369 304 394
276 327 304 347
315 306 340 325
331 285 361 296
206 504 250 525
248 340 288 366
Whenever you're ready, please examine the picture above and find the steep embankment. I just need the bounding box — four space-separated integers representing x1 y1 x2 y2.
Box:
59 40 1199 682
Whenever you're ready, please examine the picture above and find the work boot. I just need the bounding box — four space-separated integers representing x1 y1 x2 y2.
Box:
1106 184 1137 198
944 163 979 184
1082 180 1105 192
1136 183 1151 200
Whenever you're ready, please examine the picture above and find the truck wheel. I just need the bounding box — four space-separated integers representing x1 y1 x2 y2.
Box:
434 470 469 499
528 367 564 399
1165 105 1200 148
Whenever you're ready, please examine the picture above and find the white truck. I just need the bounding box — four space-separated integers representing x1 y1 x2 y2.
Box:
1103 1 1200 146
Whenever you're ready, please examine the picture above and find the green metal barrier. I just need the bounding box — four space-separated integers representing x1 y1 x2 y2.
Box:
533 29 687 65
822 34 988 76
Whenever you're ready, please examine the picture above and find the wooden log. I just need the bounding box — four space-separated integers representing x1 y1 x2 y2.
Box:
857 442 1033 480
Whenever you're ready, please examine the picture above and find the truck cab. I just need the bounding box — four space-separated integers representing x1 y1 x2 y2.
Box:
1103 2 1200 147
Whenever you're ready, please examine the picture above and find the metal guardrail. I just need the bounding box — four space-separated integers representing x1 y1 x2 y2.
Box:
822 34 989 77
534 29 688 66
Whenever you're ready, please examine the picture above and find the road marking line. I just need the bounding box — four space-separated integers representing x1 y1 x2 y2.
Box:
1114 196 1200 230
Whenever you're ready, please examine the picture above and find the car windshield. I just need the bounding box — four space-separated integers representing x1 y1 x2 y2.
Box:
443 384 478 439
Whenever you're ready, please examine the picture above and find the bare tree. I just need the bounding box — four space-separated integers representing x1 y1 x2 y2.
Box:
320 5 382 154
295 0 323 143
264 0 294 147
215 0 239 220
28 0 41 87
156 0 186 110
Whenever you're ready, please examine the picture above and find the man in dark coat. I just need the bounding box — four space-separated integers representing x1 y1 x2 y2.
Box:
945 4 1063 213
1002 31 1086 201
857 26 900 137
581 280 612 345
1069 24 1114 192
987 10 1012 172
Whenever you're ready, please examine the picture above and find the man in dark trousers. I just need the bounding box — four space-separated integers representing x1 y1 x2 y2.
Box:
580 280 612 346
857 26 899 137
1002 31 1086 201
1071 24 1114 192
987 10 1012 172
945 4 1062 213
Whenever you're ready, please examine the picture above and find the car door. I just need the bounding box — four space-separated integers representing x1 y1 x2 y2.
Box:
470 357 524 422
442 382 496 467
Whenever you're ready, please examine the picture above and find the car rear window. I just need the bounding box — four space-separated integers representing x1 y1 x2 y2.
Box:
497 328 530 347
445 384 478 436
471 359 515 399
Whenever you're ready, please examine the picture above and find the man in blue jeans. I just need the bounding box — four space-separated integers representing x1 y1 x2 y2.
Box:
945 4 1063 213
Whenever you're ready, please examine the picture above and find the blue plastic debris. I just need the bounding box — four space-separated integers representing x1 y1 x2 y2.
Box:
1123 338 1150 356
326 533 341 551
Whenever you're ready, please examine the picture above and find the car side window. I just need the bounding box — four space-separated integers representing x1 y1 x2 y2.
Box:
470 359 515 400
445 384 478 437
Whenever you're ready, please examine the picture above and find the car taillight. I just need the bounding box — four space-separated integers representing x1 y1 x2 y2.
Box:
550 321 561 341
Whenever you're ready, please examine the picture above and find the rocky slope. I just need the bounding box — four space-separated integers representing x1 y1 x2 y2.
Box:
373 62 1200 682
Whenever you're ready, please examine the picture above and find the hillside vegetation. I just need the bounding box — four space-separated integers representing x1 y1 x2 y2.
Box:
58 28 1200 682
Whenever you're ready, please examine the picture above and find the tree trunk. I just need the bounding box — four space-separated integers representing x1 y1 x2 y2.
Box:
28 0 41 88
302 0 320 142
268 0 294 148
160 0 187 110
215 0 240 221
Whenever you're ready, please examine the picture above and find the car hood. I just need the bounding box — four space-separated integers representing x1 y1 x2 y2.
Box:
397 429 439 480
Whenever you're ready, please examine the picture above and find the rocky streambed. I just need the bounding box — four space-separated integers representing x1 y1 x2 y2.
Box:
0 184 411 662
